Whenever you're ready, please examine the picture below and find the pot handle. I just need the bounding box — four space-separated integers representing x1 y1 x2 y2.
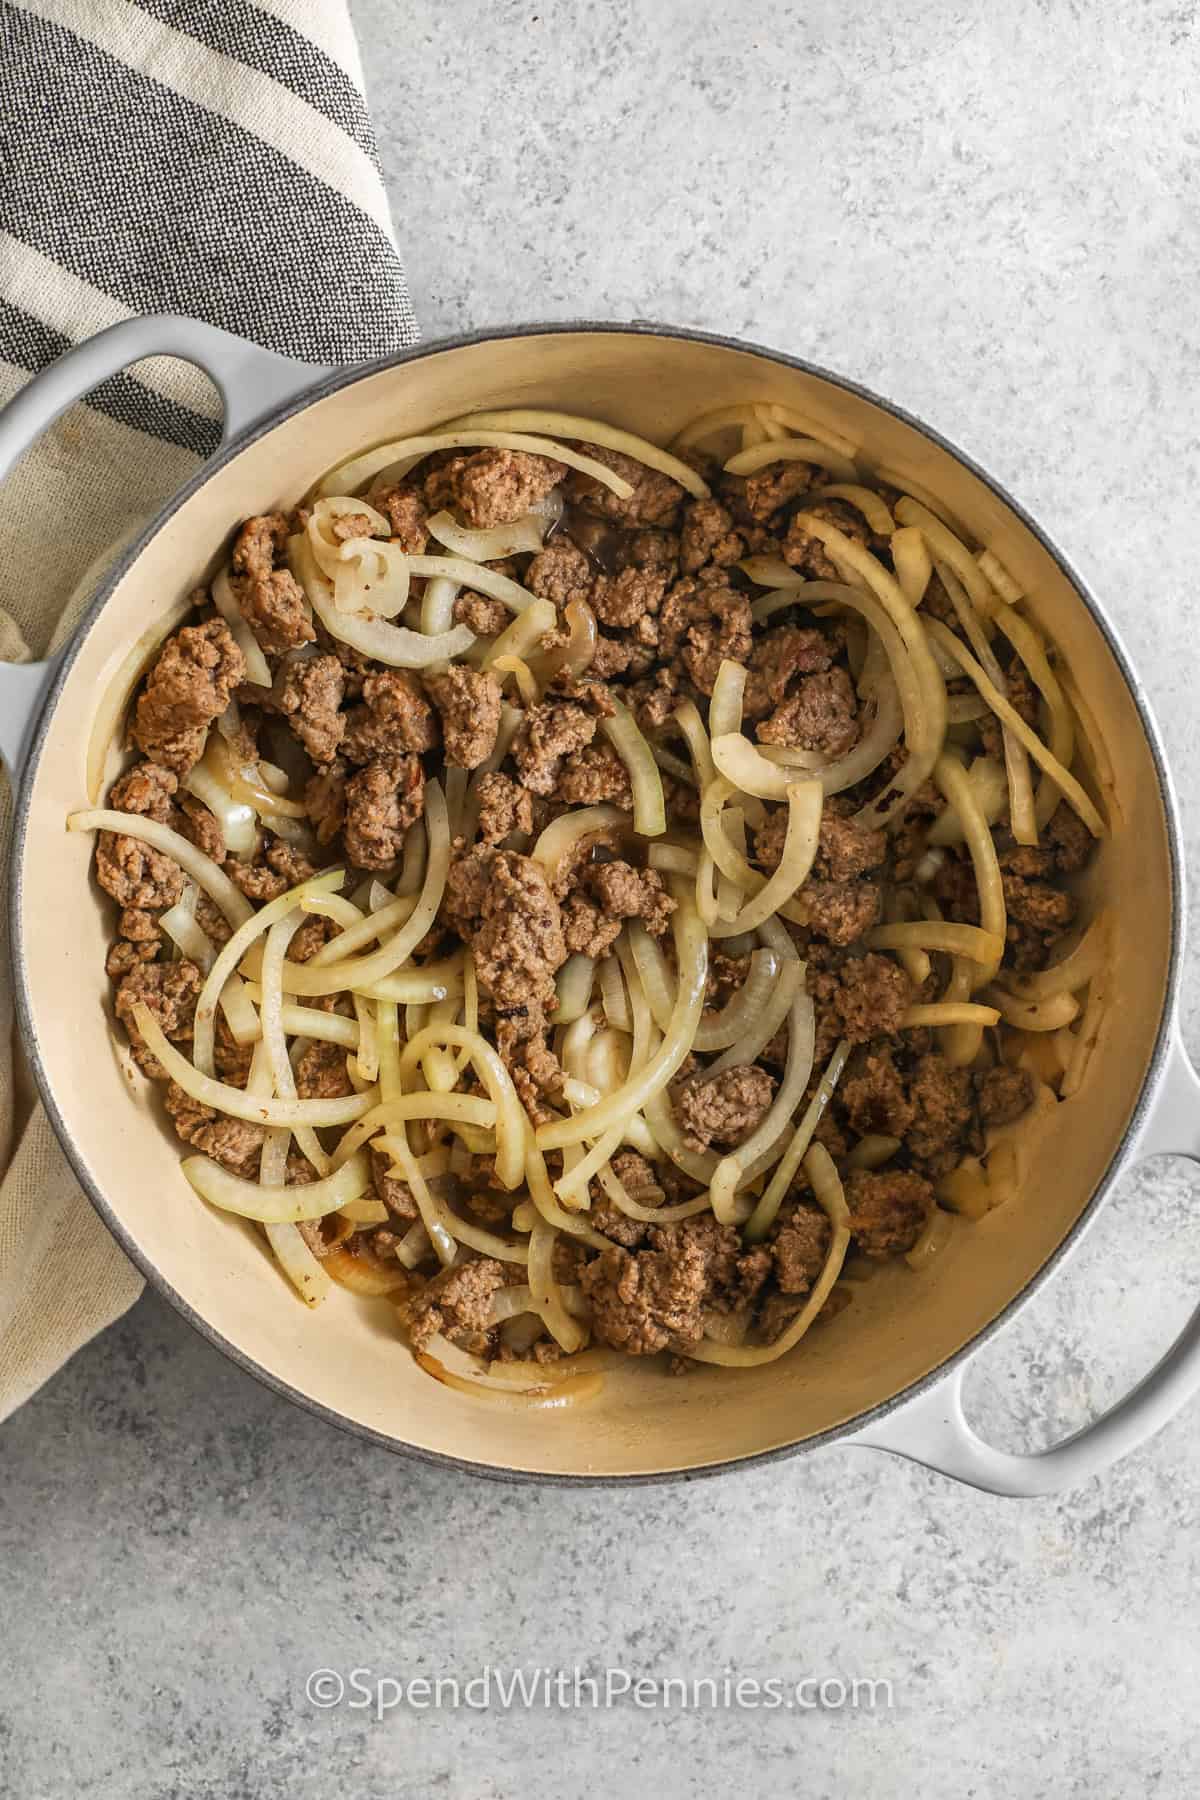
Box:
0 315 330 782
848 1021 1200 1496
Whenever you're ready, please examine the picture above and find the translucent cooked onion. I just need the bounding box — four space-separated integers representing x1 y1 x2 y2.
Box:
322 1244 408 1295
180 761 257 856
531 802 629 877
219 972 261 1047
708 978 815 1223
239 990 361 1048
426 508 545 561
416 1351 603 1407
744 1040 851 1240
318 430 634 501
690 1145 850 1365
555 953 596 1024
420 575 459 639
979 989 1079 1031
705 956 803 1076
306 495 391 579
68 809 254 930
438 407 710 498
264 1221 331 1306
523 1134 614 1249
491 654 539 709
901 1002 1002 1029
379 1132 528 1266
480 596 557 669
875 469 969 539
538 892 708 1154
709 658 747 739
672 699 719 789
305 892 407 963
308 580 474 668
332 535 410 618
407 554 539 614
992 606 1076 832
708 782 822 940
276 783 449 998
159 896 217 973
212 565 272 687
867 921 1004 963
692 947 778 1051
998 912 1109 1002
626 922 676 1034
530 597 597 685
932 753 1005 989
890 525 933 608
184 1147 371 1223
86 596 194 801
399 1023 526 1190
815 483 895 535
711 732 797 801
529 1219 587 1352
723 437 858 482
600 699 666 836
192 867 347 1077
895 498 1000 619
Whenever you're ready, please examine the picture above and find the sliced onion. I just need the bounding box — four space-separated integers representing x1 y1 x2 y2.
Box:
420 575 459 638
530 598 597 686
709 782 822 940
219 972 261 1047
531 803 629 878
744 1039 851 1241
689 1146 850 1365
979 989 1078 1031
816 483 895 535
480 596 557 669
692 947 778 1051
180 759 256 856
318 431 634 502
68 809 254 930
133 1007 371 1127
706 956 802 1076
529 1218 587 1352
723 437 858 481
599 700 665 836
997 912 1109 1003
437 408 709 498
555 953 596 1024
867 921 1004 963
332 535 411 618
159 896 217 973
309 580 473 668
87 596 194 802
212 566 272 687
400 1023 526 1191
708 977 815 1223
185 1148 371 1222
427 508 545 560
306 495 391 579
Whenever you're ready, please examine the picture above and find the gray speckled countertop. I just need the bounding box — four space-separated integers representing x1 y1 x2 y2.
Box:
5 2 1200 1794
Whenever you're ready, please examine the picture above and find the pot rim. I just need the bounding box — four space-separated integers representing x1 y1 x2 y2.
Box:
10 319 1186 1485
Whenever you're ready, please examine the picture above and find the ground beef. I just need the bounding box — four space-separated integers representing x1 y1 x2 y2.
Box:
234 567 314 657
979 662 1039 759
844 1168 933 1258
373 482 429 552
722 461 816 526
176 795 225 863
590 566 669 630
231 512 289 581
757 667 859 757
342 670 439 763
1046 803 1093 873
975 1064 1035 1126
527 538 595 606
557 741 633 807
95 829 185 911
343 754 425 870
672 1064 776 1151
781 498 869 579
813 810 887 881
810 952 912 1057
905 1053 974 1175
401 1257 508 1354
772 1199 832 1293
657 577 752 695
132 619 245 776
108 760 178 822
798 879 880 946
679 497 743 574
472 851 566 1011
511 698 598 795
561 894 622 958
586 861 675 936
294 1040 355 1100
273 653 346 765
840 1044 915 1139
425 666 502 768
566 444 684 529
1002 871 1077 936
290 914 337 963
454 591 511 636
106 940 159 978
475 771 534 846
305 759 347 846
227 837 317 903
441 846 492 940
742 625 836 719
371 1146 419 1222
117 907 160 943
163 1082 265 1175
494 1010 565 1124
426 448 565 529
581 1214 769 1353
114 959 202 1079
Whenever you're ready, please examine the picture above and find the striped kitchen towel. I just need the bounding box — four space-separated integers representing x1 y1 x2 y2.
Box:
0 0 418 1422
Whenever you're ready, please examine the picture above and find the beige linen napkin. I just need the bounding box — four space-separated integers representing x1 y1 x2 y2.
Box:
0 0 417 1420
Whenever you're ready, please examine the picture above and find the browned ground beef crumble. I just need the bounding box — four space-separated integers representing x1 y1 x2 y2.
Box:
95 441 1096 1367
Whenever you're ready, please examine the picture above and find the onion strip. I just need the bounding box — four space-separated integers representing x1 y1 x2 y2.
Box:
86 596 194 801
68 809 254 930
438 408 709 498
318 430 633 501
184 1148 371 1222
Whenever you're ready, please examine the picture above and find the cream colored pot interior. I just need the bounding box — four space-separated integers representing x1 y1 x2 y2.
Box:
18 330 1174 1478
